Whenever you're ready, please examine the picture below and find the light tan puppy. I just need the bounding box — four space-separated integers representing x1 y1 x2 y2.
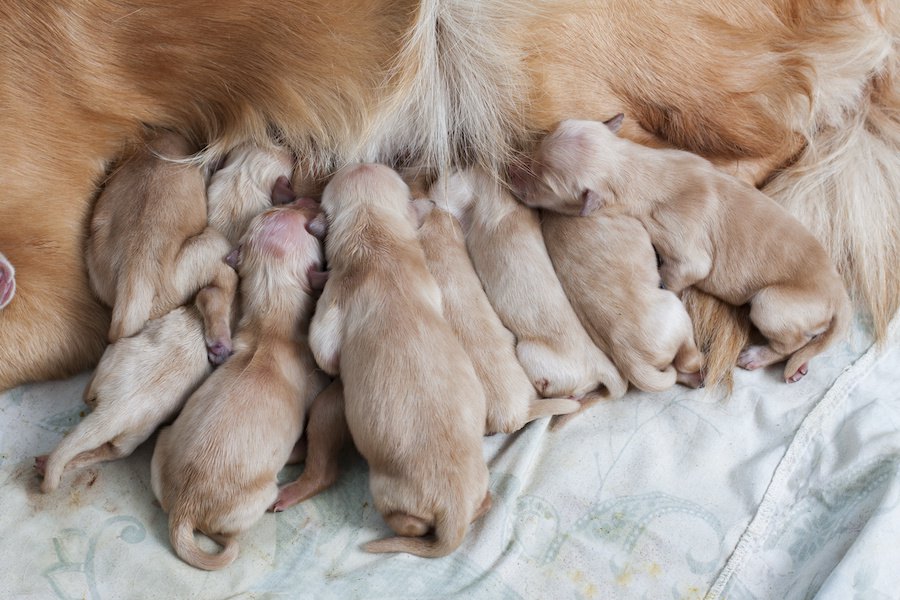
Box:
443 168 627 401
309 164 490 558
413 188 580 434
86 131 237 359
36 297 220 492
151 202 327 571
206 141 295 245
271 378 350 512
541 209 703 392
515 117 852 382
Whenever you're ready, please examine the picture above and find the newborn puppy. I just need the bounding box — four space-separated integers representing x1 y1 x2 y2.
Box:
87 130 236 355
36 295 221 492
150 202 327 570
0 252 14 310
445 168 626 401
542 209 703 392
415 183 580 434
271 378 350 512
310 164 490 558
515 117 851 382
206 141 295 245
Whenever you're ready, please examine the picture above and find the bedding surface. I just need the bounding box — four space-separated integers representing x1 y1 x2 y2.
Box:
1 315 898 599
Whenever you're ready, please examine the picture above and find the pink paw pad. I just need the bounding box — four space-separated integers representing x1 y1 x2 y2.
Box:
786 363 809 384
34 455 48 476
207 341 233 365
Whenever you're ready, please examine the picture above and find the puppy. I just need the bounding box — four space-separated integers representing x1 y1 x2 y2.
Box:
444 168 627 402
86 130 237 355
36 296 220 492
206 141 295 245
310 164 490 558
414 186 580 434
150 202 327 570
0 252 14 310
515 117 852 382
271 378 350 512
541 209 703 392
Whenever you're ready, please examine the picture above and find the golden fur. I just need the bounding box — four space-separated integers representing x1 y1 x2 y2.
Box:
414 187 580 433
309 164 490 558
150 204 327 570
541 210 703 392
522 118 852 382
0 0 896 390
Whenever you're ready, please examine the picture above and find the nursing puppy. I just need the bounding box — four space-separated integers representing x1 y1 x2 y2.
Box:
414 186 579 433
271 378 350 512
36 297 219 492
541 209 703 392
86 131 237 354
445 168 626 401
206 141 295 245
310 164 490 558
151 202 327 570
516 117 852 382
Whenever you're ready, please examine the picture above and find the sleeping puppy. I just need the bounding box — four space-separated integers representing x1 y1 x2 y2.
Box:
270 378 350 512
541 209 703 392
151 201 328 571
309 164 490 558
36 296 220 492
206 141 295 245
0 252 14 310
86 130 237 350
443 168 627 402
413 186 580 434
514 117 852 382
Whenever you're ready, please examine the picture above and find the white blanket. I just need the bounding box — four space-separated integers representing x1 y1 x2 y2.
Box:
1 314 898 599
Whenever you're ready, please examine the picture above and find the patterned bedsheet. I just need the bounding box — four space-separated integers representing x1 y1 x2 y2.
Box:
2 314 898 599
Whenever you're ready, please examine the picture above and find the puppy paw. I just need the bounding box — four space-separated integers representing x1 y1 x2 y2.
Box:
737 346 766 371
676 370 704 388
0 254 16 310
270 484 304 513
535 378 550 395
207 340 233 365
34 455 48 477
785 363 808 384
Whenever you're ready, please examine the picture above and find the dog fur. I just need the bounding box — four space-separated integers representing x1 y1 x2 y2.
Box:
445 168 627 401
150 203 327 570
0 0 896 391
520 118 852 382
309 164 490 558
85 130 237 363
541 209 703 392
414 184 580 433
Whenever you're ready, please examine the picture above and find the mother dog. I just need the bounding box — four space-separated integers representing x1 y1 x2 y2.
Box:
0 0 897 390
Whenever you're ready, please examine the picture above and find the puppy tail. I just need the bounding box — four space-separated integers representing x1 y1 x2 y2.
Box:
364 502 470 558
681 289 751 392
170 514 239 571
526 397 581 422
626 361 678 393
783 293 853 382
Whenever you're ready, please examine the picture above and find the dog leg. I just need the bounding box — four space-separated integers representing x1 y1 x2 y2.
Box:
195 284 236 365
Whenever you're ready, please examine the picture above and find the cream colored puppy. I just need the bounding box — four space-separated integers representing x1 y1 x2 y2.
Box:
515 117 852 382
542 210 703 392
151 202 327 571
36 297 221 492
414 185 579 434
87 131 236 359
444 168 626 401
206 141 295 245
310 164 490 558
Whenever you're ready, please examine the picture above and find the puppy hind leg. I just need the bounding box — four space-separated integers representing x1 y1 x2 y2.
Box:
109 274 155 342
170 228 234 308
195 284 236 365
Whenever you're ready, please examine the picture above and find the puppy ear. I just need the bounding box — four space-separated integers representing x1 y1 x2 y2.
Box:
580 189 602 216
225 245 243 269
305 213 328 240
603 113 624 134
271 175 296 205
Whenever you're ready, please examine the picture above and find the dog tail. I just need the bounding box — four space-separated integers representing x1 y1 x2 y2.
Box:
170 513 239 571
784 293 853 382
364 501 471 558
681 289 750 392
625 359 678 393
527 396 581 421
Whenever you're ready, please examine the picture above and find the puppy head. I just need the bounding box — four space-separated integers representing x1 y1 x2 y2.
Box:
212 141 295 205
512 116 623 216
428 170 477 233
229 202 323 293
320 163 411 220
